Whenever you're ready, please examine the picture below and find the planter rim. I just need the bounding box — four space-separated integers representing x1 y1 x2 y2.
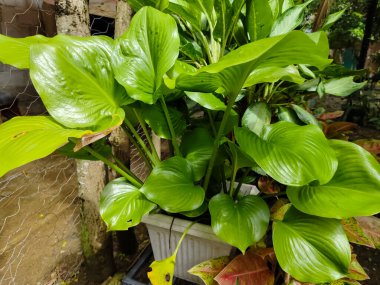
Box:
142 213 229 245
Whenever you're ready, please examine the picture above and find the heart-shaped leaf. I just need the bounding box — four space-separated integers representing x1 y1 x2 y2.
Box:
100 178 156 231
113 6 179 104
287 140 380 218
180 128 214 181
188 256 231 285
30 35 127 130
209 194 269 253
235 122 337 186
214 248 275 285
141 156 205 213
273 207 351 283
0 116 89 177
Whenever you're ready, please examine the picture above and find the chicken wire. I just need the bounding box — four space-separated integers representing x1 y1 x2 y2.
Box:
0 1 127 284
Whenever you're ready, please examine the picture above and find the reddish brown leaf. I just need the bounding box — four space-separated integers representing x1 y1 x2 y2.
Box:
354 139 380 162
324 122 357 139
341 218 375 248
188 256 231 285
74 125 119 151
258 177 281 194
347 254 369 281
317 111 344 121
215 248 275 285
329 278 361 285
356 216 380 249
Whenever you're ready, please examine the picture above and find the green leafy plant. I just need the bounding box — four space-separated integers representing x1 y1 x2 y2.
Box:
0 1 379 284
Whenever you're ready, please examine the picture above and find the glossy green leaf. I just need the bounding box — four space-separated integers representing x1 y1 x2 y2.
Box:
281 0 295 13
156 0 169 11
185 92 226 111
287 140 380 218
141 104 186 139
322 9 347 31
209 193 270 253
273 207 351 283
298 64 316 79
268 0 281 20
141 156 205 213
30 35 126 130
177 31 330 96
100 178 156 231
270 0 313 37
246 0 273 41
188 256 231 285
235 122 337 186
0 116 88 177
180 128 214 181
113 6 179 104
0 34 48 69
244 65 305 87
277 107 303 125
290 104 320 127
214 248 275 285
323 76 366 97
242 102 271 135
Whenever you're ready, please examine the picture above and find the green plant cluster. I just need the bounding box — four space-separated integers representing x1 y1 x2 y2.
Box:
0 0 379 284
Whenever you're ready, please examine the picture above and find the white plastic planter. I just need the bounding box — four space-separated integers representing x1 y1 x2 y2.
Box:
142 214 232 284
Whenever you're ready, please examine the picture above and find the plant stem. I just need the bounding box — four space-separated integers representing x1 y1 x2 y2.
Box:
133 109 161 163
112 156 143 185
124 118 160 166
122 125 153 171
207 110 217 136
72 140 143 188
160 97 181 157
203 94 237 191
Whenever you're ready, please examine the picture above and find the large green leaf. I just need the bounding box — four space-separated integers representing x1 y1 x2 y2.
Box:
323 76 366 97
176 31 330 96
0 116 88 177
235 122 337 186
287 140 380 218
100 178 156 231
242 102 271 135
273 207 351 283
246 0 273 41
270 0 313 37
113 6 179 104
244 65 305 87
180 128 214 181
209 193 270 253
0 34 48 69
30 35 127 130
141 156 205 212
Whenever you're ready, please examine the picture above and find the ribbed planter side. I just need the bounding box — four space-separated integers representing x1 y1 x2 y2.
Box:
142 214 233 284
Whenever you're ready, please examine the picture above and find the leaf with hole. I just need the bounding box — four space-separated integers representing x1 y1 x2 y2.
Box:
100 178 156 231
